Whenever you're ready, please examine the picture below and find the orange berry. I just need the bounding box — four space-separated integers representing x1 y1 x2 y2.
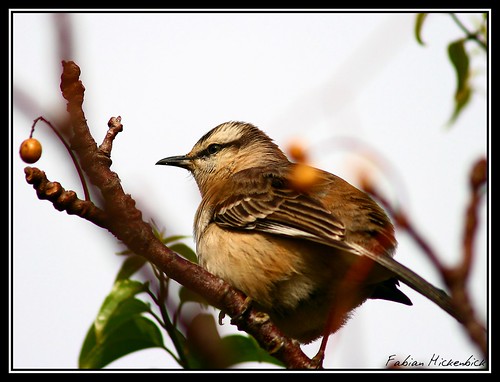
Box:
19 138 42 164
287 139 308 163
289 163 319 192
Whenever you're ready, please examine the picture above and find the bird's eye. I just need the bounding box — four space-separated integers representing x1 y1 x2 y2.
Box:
207 144 221 155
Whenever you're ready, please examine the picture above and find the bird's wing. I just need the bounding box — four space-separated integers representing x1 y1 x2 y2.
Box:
216 181 349 248
213 167 461 323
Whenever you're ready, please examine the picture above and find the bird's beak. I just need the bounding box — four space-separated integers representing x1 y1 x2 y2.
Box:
155 155 193 170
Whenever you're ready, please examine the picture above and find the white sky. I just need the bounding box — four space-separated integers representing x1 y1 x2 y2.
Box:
10 10 489 371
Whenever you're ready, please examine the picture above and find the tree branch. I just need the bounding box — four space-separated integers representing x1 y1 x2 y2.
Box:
362 158 487 358
25 60 314 369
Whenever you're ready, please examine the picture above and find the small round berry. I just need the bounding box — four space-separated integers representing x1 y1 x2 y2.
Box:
19 138 42 164
289 163 319 193
287 139 309 163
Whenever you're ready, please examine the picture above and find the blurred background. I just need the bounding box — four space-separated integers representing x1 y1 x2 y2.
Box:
10 11 488 369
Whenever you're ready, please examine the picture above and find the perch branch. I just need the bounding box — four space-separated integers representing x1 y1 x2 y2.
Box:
25 60 313 369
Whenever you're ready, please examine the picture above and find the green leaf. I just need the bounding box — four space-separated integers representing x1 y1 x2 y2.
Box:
447 39 471 125
220 335 284 367
150 221 165 239
115 255 148 281
116 248 133 256
448 39 470 93
94 279 148 340
103 298 151 336
415 13 428 45
79 314 165 369
79 283 167 369
80 298 151 362
162 235 191 245
183 313 284 369
450 86 472 125
179 286 208 305
175 287 209 328
169 242 198 263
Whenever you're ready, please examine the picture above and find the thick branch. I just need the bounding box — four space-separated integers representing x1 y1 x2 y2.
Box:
28 60 313 368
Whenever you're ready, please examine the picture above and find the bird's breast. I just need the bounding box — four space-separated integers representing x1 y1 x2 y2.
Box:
196 223 324 309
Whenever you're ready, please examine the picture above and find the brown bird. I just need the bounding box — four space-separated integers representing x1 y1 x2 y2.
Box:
156 121 458 346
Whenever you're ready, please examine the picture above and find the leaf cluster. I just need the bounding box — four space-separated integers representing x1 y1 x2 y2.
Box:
78 224 283 369
415 13 487 125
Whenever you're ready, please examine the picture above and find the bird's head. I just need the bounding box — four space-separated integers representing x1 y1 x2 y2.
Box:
156 121 289 195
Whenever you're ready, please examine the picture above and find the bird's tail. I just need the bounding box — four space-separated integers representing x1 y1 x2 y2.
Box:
348 243 461 323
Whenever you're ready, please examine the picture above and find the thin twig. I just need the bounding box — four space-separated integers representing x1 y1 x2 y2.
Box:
31 116 91 201
146 285 188 368
150 265 191 368
450 13 487 50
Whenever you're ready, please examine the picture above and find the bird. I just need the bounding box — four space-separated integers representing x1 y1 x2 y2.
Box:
156 121 458 346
